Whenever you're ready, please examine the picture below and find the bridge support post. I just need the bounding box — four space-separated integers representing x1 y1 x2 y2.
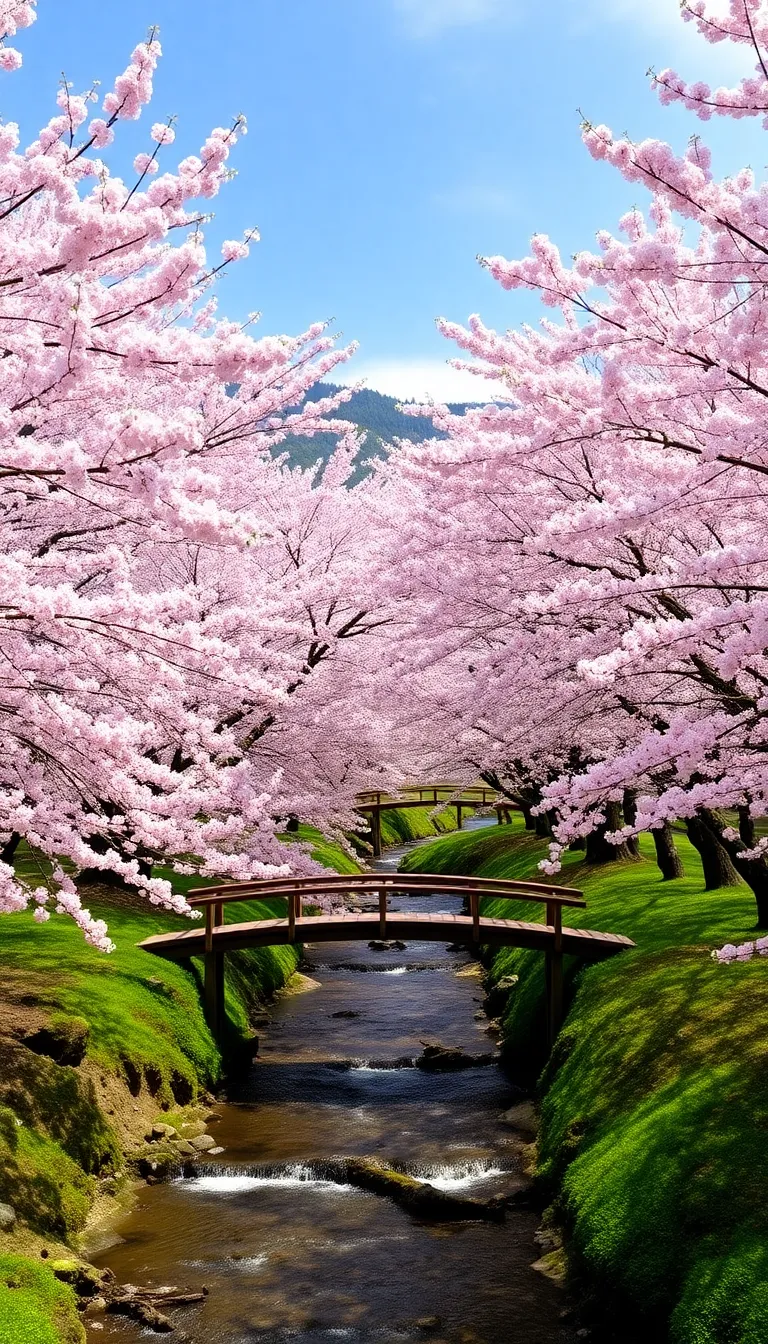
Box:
203 900 226 1036
370 808 382 859
545 901 564 1050
470 889 480 941
205 951 225 1035
379 889 387 939
456 803 463 830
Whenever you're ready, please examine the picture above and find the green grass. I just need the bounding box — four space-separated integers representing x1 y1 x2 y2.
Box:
379 804 469 847
403 821 768 1344
281 823 363 875
0 1256 84 1344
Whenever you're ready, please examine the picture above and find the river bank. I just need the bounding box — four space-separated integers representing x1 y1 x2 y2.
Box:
401 819 768 1344
0 807 472 1342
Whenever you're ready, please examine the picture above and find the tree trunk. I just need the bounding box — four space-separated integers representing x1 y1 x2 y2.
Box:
0 832 21 866
622 789 641 858
585 802 637 864
686 813 742 891
519 802 536 831
701 806 768 928
651 822 685 880
535 810 554 839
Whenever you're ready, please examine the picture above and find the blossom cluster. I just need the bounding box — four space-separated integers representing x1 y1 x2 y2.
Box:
712 937 768 964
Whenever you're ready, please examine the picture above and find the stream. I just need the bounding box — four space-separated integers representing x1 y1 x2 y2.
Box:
87 821 574 1344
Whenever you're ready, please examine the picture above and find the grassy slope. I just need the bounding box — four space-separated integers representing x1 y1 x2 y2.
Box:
402 821 768 1344
379 803 467 848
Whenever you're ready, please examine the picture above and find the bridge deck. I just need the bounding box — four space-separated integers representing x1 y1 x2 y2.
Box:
139 911 634 961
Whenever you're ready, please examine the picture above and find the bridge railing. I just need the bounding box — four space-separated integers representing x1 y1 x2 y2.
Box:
355 784 504 807
187 872 586 949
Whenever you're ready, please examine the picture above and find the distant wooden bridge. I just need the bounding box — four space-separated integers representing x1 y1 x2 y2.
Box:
140 872 633 1047
355 783 515 856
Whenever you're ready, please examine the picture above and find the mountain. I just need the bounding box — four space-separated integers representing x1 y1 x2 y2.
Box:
276 383 478 477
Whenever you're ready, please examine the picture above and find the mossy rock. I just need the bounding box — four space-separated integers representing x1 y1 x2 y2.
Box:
131 1141 185 1182
50 1259 109 1298
324 1158 505 1222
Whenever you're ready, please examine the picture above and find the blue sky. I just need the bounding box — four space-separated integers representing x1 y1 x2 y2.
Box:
7 0 763 399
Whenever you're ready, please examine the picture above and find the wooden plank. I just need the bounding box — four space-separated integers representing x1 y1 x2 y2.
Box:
140 913 634 963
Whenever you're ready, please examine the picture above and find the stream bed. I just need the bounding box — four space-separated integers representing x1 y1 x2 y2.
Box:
87 823 574 1344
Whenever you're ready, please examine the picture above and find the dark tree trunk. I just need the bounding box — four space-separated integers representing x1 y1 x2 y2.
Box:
0 832 21 866
585 802 637 864
285 815 300 833
686 812 742 891
519 803 536 831
568 837 586 852
701 806 768 928
535 810 554 839
651 822 685 880
622 790 641 858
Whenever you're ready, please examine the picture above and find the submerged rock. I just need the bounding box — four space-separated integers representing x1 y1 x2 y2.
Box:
368 939 407 951
415 1042 495 1072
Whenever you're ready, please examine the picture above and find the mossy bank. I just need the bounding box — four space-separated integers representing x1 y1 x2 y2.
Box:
402 818 768 1344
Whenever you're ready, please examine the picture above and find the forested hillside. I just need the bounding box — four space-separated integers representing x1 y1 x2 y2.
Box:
278 383 477 474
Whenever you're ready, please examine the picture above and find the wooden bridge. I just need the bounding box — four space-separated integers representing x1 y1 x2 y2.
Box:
139 872 634 1047
355 783 515 856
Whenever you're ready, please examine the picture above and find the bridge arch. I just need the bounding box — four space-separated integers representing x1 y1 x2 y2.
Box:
140 872 633 1048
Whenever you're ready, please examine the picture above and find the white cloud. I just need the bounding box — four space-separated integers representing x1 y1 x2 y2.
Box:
337 357 510 404
393 0 504 39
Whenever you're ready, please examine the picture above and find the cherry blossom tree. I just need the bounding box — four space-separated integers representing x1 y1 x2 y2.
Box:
0 8 388 945
381 0 768 925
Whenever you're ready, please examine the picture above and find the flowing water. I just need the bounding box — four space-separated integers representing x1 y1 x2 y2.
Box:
88 820 574 1344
